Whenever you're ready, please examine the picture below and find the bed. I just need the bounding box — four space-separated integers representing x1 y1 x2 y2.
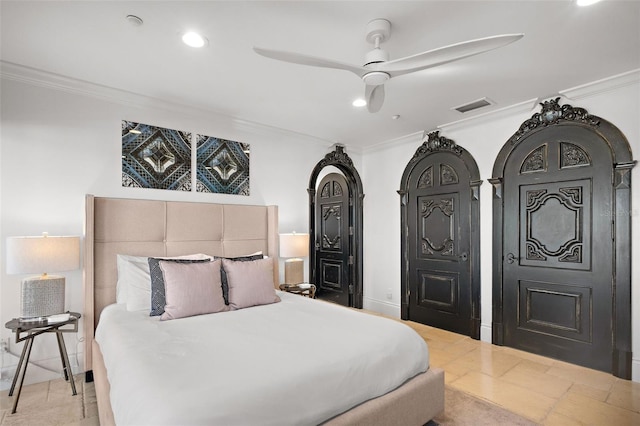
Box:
84 195 444 425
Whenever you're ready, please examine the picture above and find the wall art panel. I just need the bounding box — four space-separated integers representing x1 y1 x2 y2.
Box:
196 135 250 195
122 121 191 191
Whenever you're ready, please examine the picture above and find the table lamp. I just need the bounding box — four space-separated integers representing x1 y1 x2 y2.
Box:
6 233 80 320
279 232 309 285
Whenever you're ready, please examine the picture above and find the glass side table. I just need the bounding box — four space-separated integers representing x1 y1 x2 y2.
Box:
4 312 80 414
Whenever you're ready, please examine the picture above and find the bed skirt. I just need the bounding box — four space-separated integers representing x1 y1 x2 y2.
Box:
92 340 444 426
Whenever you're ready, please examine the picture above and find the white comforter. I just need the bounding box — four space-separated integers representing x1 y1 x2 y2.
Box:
95 291 429 425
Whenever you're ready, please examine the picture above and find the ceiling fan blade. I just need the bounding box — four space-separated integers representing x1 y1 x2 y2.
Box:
377 34 524 77
253 47 366 77
365 84 385 113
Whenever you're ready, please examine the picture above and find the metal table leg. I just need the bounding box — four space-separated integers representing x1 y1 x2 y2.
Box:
56 331 69 381
8 335 30 396
11 336 34 414
56 331 77 395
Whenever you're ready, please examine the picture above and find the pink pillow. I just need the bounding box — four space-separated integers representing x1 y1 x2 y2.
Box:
222 258 281 310
159 259 228 320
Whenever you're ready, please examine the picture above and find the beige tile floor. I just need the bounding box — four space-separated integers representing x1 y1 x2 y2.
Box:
0 374 98 425
1 321 639 425
405 321 640 426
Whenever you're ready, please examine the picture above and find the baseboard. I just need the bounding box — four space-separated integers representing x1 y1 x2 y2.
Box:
480 324 492 343
363 297 401 318
632 357 640 383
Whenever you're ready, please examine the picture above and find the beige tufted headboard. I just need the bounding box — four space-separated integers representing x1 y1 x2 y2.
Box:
83 195 279 373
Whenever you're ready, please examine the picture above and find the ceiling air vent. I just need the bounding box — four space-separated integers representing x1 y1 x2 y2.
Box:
452 97 494 113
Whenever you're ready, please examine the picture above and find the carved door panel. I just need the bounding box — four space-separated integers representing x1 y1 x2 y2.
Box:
503 126 613 371
407 152 474 336
315 173 350 306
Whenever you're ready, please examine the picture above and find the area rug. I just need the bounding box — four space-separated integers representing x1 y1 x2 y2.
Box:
427 386 539 425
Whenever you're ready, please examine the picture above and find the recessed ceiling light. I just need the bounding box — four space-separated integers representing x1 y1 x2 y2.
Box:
352 98 367 107
182 31 207 48
576 0 601 6
128 129 142 134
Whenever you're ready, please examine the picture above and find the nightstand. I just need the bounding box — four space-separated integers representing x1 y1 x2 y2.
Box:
279 283 316 298
4 312 80 414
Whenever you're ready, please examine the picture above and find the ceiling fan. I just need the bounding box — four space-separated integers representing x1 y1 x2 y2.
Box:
254 19 523 113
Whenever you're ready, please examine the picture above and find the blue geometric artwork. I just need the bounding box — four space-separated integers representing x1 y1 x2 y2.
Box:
196 135 250 195
122 121 192 191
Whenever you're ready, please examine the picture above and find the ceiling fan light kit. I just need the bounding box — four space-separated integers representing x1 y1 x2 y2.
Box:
362 71 389 86
254 18 523 113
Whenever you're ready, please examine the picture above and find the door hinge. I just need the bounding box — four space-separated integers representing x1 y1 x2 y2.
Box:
348 255 354 265
349 284 354 294
349 226 354 236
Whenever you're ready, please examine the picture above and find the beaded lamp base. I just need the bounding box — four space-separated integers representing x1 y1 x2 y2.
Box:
20 275 65 319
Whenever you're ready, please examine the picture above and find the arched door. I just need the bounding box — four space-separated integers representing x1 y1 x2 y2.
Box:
399 132 482 339
309 146 364 308
314 173 350 305
491 98 635 378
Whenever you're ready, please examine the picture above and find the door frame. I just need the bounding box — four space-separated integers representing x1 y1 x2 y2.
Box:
399 131 482 339
490 97 635 379
308 145 364 308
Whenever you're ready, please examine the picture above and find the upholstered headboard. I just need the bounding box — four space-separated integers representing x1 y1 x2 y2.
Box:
83 195 279 373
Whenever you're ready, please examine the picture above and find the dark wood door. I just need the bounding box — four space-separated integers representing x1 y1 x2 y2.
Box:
314 173 350 306
502 126 613 371
407 152 474 335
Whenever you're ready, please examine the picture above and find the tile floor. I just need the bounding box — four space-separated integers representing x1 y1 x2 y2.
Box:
1 321 639 425
0 373 98 425
405 321 640 425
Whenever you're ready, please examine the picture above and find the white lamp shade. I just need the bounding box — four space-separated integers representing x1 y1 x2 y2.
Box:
6 235 80 275
279 233 309 258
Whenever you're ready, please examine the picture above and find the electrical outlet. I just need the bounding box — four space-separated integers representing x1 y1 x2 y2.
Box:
0 337 9 353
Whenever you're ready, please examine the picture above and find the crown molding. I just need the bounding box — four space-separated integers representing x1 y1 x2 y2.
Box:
0 60 332 147
560 69 640 100
360 69 640 153
362 130 424 154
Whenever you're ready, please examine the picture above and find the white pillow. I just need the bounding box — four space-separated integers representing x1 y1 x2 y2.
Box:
116 253 213 312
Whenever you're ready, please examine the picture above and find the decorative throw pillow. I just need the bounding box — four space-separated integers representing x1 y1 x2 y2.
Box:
222 258 280 310
159 260 228 321
117 253 212 312
149 257 212 316
215 253 263 305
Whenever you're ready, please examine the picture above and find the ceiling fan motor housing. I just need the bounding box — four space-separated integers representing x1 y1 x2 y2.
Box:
363 18 392 85
364 48 389 66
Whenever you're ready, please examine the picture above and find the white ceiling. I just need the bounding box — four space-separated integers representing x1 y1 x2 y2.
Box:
1 1 639 149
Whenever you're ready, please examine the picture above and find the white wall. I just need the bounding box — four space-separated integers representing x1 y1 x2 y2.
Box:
361 72 640 382
0 68 341 385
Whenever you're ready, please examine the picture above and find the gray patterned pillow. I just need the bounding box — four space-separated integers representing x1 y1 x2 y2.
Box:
149 257 212 316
